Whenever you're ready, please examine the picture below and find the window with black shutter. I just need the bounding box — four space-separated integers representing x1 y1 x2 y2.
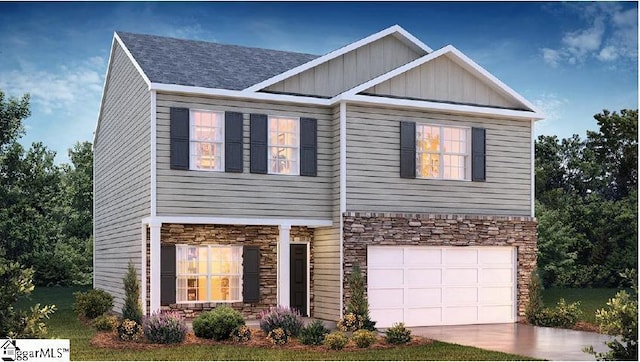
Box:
225 111 244 172
242 246 260 303
170 107 190 170
299 118 317 176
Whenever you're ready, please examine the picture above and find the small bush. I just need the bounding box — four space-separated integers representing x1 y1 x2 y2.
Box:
93 314 118 332
337 312 359 332
352 329 378 348
143 312 187 344
385 322 411 344
267 327 288 345
73 289 114 320
258 306 304 337
535 298 582 328
122 261 143 324
299 319 330 345
192 306 245 341
117 319 142 341
232 325 252 343
525 269 544 324
324 331 349 350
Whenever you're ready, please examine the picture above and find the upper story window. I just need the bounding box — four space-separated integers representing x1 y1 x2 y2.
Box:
176 245 242 303
268 116 299 175
191 110 224 171
416 124 470 180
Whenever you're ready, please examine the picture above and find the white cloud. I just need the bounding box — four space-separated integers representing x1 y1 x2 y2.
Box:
533 93 569 121
541 3 637 66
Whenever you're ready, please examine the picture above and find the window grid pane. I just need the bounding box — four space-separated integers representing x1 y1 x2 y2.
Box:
416 125 469 179
191 111 224 171
268 117 299 175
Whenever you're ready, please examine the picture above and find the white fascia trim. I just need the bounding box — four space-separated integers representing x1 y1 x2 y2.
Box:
150 90 157 217
243 24 432 93
530 119 536 218
345 94 544 121
114 32 152 87
142 216 333 228
150 83 331 106
339 102 347 213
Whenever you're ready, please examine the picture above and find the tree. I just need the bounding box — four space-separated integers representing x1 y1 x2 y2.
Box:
0 90 29 151
122 261 143 324
345 263 376 331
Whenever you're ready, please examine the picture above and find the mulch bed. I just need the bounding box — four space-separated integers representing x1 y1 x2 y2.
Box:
90 329 433 351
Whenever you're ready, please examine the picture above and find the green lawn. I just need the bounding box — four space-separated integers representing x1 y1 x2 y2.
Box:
542 288 619 324
21 286 536 361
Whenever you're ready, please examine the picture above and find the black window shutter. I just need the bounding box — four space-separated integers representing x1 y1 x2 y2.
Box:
225 111 244 173
400 121 416 179
472 127 486 182
250 114 268 174
299 118 317 176
242 246 260 303
170 107 190 170
160 244 176 305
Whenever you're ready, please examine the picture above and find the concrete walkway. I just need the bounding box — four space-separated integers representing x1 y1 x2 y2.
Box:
410 323 612 360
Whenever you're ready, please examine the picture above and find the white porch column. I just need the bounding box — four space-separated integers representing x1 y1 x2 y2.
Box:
278 224 291 307
149 221 161 314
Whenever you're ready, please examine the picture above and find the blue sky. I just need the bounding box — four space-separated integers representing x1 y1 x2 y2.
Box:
0 1 637 163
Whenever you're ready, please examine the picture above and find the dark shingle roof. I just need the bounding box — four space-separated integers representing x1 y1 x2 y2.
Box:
116 32 319 90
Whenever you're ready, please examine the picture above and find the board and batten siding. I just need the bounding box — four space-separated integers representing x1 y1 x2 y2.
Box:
155 93 335 219
265 35 422 98
94 42 151 311
364 55 522 109
312 105 342 320
345 105 532 216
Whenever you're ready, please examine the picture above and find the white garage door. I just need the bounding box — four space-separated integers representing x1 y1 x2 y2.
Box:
368 246 516 327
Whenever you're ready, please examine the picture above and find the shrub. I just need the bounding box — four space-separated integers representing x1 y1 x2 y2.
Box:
73 289 114 320
143 312 187 344
385 322 411 345
122 261 143 324
117 319 142 341
345 263 376 331
535 298 582 328
337 312 359 332
352 329 378 348
324 331 349 350
192 306 245 341
299 319 330 345
258 306 304 337
93 314 118 332
232 325 252 343
525 269 544 324
266 327 288 345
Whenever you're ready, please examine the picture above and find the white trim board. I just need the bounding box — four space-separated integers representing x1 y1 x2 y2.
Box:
141 216 333 228
243 25 432 93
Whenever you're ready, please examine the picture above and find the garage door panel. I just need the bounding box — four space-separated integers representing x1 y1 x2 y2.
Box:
479 306 514 323
479 248 513 264
407 288 441 306
444 306 478 324
406 308 442 326
444 268 477 284
443 249 477 264
369 247 403 267
368 268 404 287
444 287 478 304
407 268 441 285
480 268 513 284
371 308 404 328
405 248 441 265
479 287 513 304
369 288 403 307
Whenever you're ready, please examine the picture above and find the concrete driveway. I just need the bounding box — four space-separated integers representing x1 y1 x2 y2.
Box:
410 323 612 360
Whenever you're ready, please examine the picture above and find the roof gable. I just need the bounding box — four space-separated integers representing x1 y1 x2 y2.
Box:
346 45 540 113
116 32 319 90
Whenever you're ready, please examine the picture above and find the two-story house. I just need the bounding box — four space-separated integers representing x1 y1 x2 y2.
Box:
94 25 541 327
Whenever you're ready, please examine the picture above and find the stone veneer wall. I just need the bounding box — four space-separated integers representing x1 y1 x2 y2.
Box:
342 212 537 318
144 224 313 319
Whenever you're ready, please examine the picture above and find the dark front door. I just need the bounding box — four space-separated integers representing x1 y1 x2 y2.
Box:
290 244 308 316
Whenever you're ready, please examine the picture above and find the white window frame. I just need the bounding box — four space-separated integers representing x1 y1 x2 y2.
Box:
267 116 300 175
175 244 243 304
190 109 225 171
416 124 471 180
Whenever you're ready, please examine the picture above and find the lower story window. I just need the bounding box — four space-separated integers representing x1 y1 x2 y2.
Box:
176 245 242 302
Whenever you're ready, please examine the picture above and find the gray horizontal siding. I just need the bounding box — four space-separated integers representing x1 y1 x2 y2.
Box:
265 35 421 98
313 224 341 320
364 55 522 109
345 105 532 216
155 93 336 219
94 42 150 311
